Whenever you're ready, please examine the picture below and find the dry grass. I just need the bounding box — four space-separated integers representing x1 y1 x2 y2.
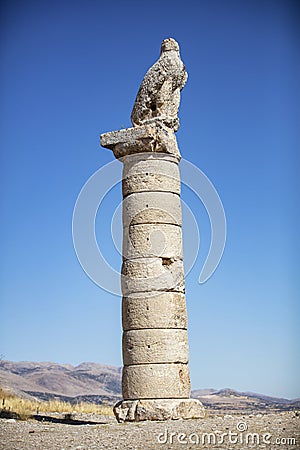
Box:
0 388 113 420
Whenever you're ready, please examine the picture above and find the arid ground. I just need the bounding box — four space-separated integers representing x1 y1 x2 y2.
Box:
1 410 299 450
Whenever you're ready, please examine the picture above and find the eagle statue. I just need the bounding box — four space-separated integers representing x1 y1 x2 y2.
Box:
131 38 188 132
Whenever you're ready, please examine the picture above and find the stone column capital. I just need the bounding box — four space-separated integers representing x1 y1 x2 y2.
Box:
100 123 181 161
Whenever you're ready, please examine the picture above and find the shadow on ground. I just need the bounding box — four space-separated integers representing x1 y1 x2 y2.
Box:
32 414 106 425
0 409 107 425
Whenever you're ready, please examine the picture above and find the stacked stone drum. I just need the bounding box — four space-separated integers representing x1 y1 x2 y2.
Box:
121 151 190 400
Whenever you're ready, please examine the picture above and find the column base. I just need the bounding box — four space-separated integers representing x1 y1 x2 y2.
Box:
113 398 205 422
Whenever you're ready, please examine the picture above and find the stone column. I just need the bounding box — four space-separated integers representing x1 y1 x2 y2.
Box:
100 123 205 421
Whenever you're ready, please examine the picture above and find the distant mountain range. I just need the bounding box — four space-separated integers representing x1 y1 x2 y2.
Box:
1 360 299 413
0 360 121 405
192 388 300 413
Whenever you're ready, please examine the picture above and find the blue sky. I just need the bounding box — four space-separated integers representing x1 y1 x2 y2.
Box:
1 0 299 399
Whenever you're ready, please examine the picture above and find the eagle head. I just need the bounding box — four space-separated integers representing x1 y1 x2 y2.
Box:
160 38 180 54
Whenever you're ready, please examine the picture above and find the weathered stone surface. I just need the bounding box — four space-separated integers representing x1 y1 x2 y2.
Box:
122 292 187 330
123 329 188 365
122 191 182 227
122 363 190 399
101 125 154 149
123 171 180 197
121 257 185 295
131 38 188 132
122 154 180 196
123 223 183 260
114 398 205 422
122 151 179 167
101 123 180 159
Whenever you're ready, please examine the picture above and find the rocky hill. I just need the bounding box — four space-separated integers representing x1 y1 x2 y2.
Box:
0 360 121 404
192 388 300 414
1 360 298 412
